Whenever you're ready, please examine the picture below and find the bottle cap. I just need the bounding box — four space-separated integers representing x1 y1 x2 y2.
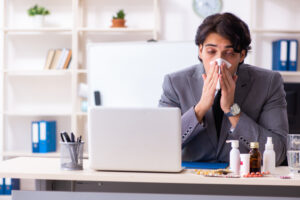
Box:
265 137 274 150
250 142 259 149
226 140 239 148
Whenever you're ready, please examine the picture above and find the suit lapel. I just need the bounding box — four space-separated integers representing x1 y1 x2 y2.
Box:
234 64 252 107
187 64 218 150
187 64 204 104
217 64 253 155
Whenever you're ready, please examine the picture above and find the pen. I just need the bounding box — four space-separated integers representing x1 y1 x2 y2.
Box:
70 132 75 143
63 132 71 142
60 132 65 142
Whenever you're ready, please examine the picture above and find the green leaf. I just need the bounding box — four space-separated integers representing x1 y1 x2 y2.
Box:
27 4 50 16
112 9 125 19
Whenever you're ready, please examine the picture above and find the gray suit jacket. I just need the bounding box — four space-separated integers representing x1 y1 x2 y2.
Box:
159 63 288 165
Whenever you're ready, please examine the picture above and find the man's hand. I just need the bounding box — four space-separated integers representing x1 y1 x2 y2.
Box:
220 64 240 128
194 62 219 123
220 64 237 113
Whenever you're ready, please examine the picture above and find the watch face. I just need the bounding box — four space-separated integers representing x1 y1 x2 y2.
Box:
193 0 222 18
231 103 241 115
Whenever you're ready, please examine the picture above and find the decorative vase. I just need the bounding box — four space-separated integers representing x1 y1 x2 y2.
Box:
32 15 45 27
111 19 126 28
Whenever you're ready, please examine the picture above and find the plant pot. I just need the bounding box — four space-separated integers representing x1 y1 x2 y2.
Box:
111 19 126 28
31 15 45 27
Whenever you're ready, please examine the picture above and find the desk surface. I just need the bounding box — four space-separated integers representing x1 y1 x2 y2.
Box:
0 157 299 186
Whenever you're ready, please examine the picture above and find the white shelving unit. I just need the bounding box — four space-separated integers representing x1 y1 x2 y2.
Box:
250 0 300 83
0 0 159 160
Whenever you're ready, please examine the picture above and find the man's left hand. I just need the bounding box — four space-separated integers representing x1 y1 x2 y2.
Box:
219 63 238 113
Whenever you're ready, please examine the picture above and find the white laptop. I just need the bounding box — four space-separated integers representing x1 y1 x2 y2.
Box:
88 107 182 172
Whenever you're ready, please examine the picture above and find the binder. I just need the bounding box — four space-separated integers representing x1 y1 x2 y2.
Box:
182 162 228 169
288 40 298 71
39 121 57 153
31 121 40 153
0 178 4 195
4 178 11 195
11 179 20 190
272 40 289 71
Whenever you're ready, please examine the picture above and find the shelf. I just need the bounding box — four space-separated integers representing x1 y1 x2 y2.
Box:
0 0 159 162
3 151 61 158
78 27 154 33
77 112 87 117
0 195 11 200
279 71 300 76
4 112 72 117
4 70 72 76
3 151 88 159
76 69 88 74
278 71 300 83
251 29 300 34
3 27 72 33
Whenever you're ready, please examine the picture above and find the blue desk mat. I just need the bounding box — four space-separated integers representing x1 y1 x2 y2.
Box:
182 162 228 169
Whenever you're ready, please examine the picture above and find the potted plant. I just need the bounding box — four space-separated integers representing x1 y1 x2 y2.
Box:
27 4 50 27
111 9 126 28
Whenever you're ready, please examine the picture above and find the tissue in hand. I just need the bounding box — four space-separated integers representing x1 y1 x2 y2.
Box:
209 58 232 90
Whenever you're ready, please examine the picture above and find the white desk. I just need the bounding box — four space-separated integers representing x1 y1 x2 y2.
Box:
0 157 298 186
1 157 300 198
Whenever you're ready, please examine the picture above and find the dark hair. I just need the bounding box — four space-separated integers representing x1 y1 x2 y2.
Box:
195 12 251 57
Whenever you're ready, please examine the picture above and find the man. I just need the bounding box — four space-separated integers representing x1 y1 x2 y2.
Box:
159 13 288 165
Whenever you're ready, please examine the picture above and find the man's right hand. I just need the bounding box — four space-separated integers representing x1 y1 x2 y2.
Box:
194 62 220 123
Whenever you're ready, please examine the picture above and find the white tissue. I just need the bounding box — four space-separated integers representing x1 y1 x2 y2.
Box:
209 58 232 90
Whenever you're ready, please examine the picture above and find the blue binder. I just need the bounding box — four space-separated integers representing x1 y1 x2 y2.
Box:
39 121 56 153
288 39 298 71
182 162 228 169
4 178 11 195
11 179 20 190
31 121 40 153
0 178 4 195
272 40 289 71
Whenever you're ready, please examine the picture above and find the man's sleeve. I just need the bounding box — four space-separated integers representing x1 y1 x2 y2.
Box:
227 72 288 165
159 75 207 148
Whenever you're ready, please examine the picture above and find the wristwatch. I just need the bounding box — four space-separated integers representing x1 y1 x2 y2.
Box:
225 103 241 117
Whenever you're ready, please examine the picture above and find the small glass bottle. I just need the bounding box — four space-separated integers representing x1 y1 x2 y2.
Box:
249 142 261 173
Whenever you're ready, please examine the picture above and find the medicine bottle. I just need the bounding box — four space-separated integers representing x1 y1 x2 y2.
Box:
249 142 261 173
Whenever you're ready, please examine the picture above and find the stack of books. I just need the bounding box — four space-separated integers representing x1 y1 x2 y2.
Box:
272 39 298 71
44 48 72 70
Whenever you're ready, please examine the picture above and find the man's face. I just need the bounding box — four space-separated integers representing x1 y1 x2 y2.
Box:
199 32 246 76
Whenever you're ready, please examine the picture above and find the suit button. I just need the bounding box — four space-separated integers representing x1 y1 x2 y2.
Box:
239 136 243 140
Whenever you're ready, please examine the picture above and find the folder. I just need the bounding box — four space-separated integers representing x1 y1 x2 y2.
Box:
11 179 20 190
0 178 4 195
272 40 289 71
4 178 11 195
288 40 298 71
182 161 228 169
39 121 57 153
31 121 39 153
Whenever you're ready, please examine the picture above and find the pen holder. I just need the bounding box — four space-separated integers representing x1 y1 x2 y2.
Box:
60 142 84 170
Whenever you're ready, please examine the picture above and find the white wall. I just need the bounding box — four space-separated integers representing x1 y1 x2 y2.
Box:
159 0 252 41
